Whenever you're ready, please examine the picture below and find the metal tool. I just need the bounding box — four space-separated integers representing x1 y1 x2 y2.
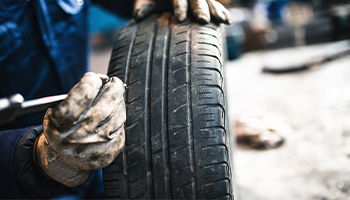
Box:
0 93 67 125
0 82 127 125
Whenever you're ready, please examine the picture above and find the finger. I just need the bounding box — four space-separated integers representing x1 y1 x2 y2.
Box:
95 98 126 141
65 77 125 143
67 127 125 170
96 73 109 84
206 0 225 22
218 1 232 24
134 0 156 21
52 72 102 125
172 0 188 22
190 0 211 24
207 0 232 24
69 95 125 143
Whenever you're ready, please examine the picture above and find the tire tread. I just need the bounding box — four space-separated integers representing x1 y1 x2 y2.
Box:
103 13 232 200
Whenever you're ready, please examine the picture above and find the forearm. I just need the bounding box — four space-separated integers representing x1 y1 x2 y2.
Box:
0 128 28 199
0 127 63 199
14 127 64 198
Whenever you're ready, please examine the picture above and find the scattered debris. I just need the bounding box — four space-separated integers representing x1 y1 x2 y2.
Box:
235 109 290 149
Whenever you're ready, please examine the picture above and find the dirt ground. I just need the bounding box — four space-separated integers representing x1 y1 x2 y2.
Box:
91 40 350 200
225 40 350 200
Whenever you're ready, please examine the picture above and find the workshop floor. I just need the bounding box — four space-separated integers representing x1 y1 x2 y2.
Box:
225 40 350 200
90 40 350 200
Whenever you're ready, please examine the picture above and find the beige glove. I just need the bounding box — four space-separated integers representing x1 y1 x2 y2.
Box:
134 0 231 24
35 72 126 187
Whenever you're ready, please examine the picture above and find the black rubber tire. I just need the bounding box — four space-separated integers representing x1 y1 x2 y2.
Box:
103 12 233 199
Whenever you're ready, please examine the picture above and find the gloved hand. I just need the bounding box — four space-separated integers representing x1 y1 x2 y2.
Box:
35 72 126 187
134 0 232 24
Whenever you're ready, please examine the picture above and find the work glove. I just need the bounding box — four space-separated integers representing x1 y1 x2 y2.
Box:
134 0 232 24
35 72 126 187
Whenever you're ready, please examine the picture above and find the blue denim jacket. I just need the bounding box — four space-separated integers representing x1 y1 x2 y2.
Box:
0 0 133 198
0 0 133 130
0 0 90 130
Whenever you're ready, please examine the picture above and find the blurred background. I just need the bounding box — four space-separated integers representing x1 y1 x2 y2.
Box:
88 1 350 199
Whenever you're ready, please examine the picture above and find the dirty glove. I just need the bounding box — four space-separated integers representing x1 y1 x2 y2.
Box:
134 0 232 24
35 72 126 187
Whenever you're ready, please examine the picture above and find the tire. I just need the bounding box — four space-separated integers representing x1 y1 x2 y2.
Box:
103 12 233 199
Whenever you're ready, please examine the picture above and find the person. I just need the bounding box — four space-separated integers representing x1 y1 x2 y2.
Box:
0 0 231 198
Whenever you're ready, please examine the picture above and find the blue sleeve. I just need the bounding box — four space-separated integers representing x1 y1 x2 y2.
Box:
0 127 30 198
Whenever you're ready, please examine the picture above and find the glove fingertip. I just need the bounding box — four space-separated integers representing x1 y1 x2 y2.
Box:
133 9 144 21
225 18 233 25
133 2 156 21
224 12 233 25
196 13 210 24
176 12 187 22
173 0 188 22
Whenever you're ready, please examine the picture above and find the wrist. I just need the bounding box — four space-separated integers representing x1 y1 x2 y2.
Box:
14 127 64 198
35 134 92 187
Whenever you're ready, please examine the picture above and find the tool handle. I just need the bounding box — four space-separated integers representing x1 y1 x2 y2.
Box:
0 94 66 125
0 94 24 125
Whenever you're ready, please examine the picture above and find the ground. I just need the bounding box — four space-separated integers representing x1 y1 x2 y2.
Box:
225 40 350 200
90 40 350 200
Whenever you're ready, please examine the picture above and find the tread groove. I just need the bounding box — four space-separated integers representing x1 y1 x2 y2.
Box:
197 67 223 80
175 40 188 45
132 51 144 57
175 52 188 57
197 42 221 56
197 54 223 68
172 126 189 136
176 30 187 35
199 103 226 113
201 144 229 154
173 102 189 114
198 32 219 41
172 83 187 93
109 55 124 64
204 178 231 187
172 65 187 74
144 20 158 199
122 22 139 200
126 96 141 106
197 60 211 63
200 125 226 132
187 24 197 199
198 84 224 95
202 161 230 169
162 15 172 199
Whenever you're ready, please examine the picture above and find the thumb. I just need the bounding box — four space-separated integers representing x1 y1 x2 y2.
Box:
134 0 156 21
